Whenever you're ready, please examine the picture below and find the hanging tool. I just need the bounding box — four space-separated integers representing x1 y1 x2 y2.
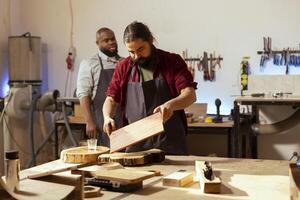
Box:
209 53 215 81
203 52 209 81
285 48 290 74
240 56 250 94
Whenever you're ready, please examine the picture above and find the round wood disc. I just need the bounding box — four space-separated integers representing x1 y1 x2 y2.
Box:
60 146 110 164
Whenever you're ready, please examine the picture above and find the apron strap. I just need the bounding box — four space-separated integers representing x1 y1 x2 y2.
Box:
98 55 104 70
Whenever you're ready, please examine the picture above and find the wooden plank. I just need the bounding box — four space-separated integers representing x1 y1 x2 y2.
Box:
71 163 124 177
163 171 194 187
195 161 221 193
60 146 110 164
92 168 156 184
25 160 89 179
110 113 164 153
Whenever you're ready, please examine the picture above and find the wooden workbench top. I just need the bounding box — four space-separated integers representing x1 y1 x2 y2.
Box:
0 156 290 200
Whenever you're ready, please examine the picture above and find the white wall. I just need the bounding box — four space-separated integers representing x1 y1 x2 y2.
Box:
4 0 300 160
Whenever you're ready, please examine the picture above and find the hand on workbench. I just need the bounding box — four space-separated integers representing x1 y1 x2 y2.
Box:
103 117 116 135
86 120 97 138
153 103 174 123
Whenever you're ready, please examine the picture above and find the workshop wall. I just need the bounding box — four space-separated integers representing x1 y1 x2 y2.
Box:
0 0 12 176
4 0 300 160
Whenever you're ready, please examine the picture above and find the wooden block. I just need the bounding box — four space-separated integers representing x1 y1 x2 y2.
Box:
163 171 194 187
110 113 164 152
60 146 110 164
195 161 221 193
98 149 165 166
289 162 300 200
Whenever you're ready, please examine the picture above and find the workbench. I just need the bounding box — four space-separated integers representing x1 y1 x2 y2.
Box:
0 155 290 199
233 96 300 158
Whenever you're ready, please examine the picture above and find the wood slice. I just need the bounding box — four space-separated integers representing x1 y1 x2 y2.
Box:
61 146 110 164
110 113 164 152
98 149 165 166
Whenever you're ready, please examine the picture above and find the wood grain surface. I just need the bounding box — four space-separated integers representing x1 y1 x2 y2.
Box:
92 168 156 183
110 113 164 152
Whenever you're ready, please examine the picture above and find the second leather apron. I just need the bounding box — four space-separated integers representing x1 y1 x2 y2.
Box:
125 66 188 155
92 56 121 147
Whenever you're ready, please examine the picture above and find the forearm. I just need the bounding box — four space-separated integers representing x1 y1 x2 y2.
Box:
102 96 118 120
165 87 196 111
79 96 94 123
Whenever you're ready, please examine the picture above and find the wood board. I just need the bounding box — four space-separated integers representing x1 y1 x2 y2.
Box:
60 146 110 164
98 148 165 166
110 113 164 152
25 159 89 179
71 163 124 177
92 168 156 184
0 176 74 200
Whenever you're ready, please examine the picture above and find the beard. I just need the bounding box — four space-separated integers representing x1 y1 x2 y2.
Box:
132 53 154 66
132 57 149 65
100 47 118 57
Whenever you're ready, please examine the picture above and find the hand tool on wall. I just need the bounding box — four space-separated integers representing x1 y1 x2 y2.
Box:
285 48 290 74
240 56 250 93
202 52 209 81
209 53 215 81
267 37 272 53
263 37 268 52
